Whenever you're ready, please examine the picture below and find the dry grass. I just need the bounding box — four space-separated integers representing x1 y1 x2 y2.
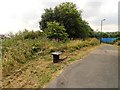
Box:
2 36 100 88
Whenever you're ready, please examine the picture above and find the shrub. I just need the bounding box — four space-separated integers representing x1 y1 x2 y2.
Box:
14 29 44 40
45 21 68 41
2 33 100 77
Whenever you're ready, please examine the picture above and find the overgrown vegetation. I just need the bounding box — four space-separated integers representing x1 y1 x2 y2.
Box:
2 2 119 88
94 31 120 39
2 30 99 76
2 30 100 87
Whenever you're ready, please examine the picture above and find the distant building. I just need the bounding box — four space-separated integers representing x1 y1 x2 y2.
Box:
0 34 11 39
0 34 5 39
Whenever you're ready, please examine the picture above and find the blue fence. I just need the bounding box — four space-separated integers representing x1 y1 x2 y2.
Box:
101 38 117 43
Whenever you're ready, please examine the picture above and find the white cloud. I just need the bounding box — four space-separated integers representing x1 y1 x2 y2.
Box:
0 0 44 34
0 0 119 34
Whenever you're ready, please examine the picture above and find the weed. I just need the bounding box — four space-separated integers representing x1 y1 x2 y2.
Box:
2 31 100 87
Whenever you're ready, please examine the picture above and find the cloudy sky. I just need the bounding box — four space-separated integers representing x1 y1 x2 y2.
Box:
0 0 119 34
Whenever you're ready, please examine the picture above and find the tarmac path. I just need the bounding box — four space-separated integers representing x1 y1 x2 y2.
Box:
46 44 118 88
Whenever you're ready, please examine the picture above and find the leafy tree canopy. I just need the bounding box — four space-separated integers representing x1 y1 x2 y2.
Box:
45 21 68 41
39 2 94 39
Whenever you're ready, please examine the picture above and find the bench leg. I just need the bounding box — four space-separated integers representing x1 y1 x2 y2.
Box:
53 55 59 63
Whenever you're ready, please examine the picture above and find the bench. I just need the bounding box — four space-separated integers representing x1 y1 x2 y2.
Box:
51 51 62 63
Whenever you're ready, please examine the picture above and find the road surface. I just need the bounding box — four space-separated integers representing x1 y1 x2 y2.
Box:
46 44 118 88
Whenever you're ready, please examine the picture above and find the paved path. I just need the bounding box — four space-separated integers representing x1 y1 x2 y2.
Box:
46 44 118 88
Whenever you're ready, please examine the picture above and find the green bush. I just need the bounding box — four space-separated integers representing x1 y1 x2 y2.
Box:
14 29 44 40
45 21 68 41
2 31 100 77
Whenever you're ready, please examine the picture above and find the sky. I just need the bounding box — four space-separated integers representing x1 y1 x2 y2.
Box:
0 0 119 34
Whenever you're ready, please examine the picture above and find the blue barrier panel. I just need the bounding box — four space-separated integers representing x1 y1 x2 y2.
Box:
101 38 117 43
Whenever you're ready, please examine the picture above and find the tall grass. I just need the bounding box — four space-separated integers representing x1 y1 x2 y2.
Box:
2 31 100 77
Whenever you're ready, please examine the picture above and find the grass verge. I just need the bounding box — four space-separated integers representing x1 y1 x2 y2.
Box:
2 36 100 88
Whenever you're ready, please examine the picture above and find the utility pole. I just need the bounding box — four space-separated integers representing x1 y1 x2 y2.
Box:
100 19 106 44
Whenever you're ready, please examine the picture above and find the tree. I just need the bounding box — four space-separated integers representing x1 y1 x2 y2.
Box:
79 20 94 39
39 8 54 30
39 2 93 39
45 21 68 41
53 2 83 38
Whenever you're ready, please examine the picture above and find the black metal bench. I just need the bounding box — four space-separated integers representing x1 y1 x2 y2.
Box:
51 51 62 63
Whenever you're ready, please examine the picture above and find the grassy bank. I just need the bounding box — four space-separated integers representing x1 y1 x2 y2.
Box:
2 33 100 88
